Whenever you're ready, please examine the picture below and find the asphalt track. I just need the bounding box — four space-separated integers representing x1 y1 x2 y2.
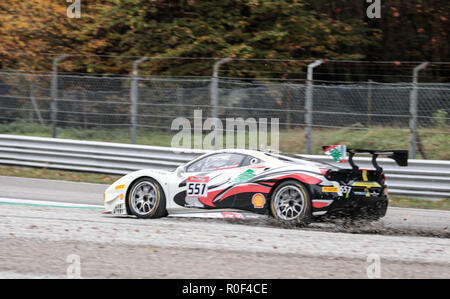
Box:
0 175 449 278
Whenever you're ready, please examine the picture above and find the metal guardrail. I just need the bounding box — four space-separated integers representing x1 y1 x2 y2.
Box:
0 134 449 200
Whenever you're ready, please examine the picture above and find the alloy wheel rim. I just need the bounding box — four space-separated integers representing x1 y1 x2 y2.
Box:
130 181 158 216
273 185 305 221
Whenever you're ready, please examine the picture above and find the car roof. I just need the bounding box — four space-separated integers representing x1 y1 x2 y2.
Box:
203 148 280 162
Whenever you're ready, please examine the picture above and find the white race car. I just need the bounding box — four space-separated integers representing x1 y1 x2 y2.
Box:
104 148 407 224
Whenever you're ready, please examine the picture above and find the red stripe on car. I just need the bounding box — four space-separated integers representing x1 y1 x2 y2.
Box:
312 202 329 208
273 174 322 184
198 189 224 207
220 184 271 201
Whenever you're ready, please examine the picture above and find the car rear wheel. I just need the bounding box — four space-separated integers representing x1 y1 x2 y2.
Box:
128 177 166 219
270 180 312 226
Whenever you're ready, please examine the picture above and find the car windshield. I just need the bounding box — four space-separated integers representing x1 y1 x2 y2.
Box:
186 153 245 172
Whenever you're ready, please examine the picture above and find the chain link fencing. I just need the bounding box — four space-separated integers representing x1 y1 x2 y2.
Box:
0 71 448 159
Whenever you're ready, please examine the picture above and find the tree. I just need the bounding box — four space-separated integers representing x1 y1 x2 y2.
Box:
0 0 448 79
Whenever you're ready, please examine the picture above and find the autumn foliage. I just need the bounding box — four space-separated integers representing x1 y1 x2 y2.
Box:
0 0 448 77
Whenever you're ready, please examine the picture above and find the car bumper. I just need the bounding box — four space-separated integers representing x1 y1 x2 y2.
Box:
104 189 128 215
312 195 389 218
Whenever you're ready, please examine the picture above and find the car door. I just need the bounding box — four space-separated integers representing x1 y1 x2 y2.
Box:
213 155 268 210
172 153 249 208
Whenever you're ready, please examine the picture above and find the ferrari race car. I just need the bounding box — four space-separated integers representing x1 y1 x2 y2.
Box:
104 147 408 225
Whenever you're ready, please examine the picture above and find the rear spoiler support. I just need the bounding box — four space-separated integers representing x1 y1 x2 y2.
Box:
347 149 408 173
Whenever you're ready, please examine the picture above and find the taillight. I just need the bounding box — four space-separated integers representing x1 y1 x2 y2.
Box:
380 173 386 184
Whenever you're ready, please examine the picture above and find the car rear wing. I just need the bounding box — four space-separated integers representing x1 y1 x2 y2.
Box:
323 145 408 173
347 148 408 173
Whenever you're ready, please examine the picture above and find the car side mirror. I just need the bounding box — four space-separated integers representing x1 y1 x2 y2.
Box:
176 165 185 177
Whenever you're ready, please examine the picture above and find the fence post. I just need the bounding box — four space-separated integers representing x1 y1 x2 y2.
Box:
409 62 428 159
130 56 148 144
210 57 232 149
286 84 291 130
29 81 44 125
367 79 373 127
305 60 323 154
50 54 68 138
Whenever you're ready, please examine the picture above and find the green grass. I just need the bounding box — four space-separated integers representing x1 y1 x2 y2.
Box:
0 165 448 211
0 121 175 147
388 197 450 210
0 165 120 184
0 121 448 159
280 127 449 160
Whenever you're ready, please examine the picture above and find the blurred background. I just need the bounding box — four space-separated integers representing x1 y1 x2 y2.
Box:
0 0 449 159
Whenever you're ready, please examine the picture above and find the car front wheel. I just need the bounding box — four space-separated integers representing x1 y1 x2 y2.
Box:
128 177 166 219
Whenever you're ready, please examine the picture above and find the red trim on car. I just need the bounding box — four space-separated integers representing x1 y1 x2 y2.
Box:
198 189 224 207
219 184 271 201
312 201 329 208
274 173 322 185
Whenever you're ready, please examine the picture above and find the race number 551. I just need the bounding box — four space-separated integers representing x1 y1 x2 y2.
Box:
186 176 209 197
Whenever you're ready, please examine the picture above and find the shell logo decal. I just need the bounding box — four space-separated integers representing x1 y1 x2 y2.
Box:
252 193 266 209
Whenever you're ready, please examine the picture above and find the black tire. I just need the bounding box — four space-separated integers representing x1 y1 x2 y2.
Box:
127 177 166 219
270 180 312 226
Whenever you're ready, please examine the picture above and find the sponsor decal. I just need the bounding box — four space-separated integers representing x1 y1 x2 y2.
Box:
354 191 371 196
221 212 244 219
251 193 266 208
185 196 205 208
233 169 256 183
186 176 209 198
322 186 339 193
115 184 125 190
187 176 209 183
323 145 347 163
